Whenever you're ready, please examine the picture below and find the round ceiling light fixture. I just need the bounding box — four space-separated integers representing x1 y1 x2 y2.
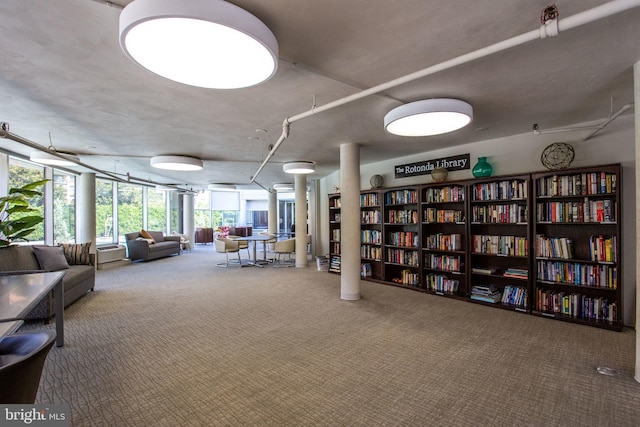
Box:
150 155 203 171
384 98 473 137
272 183 294 191
208 183 237 191
283 161 315 174
30 150 80 167
119 0 279 89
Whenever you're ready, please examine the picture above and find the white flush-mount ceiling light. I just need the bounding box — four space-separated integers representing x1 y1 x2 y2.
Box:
272 183 294 191
283 161 315 174
208 183 237 191
119 0 279 89
30 150 80 167
384 98 473 137
150 155 203 171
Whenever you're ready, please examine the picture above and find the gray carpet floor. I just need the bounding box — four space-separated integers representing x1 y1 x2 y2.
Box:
28 245 640 426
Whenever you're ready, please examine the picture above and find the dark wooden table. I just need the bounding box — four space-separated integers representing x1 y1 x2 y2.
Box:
0 272 65 346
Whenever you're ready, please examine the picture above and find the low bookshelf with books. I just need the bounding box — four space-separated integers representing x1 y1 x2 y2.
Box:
328 193 341 274
383 188 420 288
360 190 382 280
468 174 531 313
421 182 468 298
532 164 622 330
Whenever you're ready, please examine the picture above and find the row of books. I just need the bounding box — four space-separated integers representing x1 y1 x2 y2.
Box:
536 260 617 289
424 253 463 272
331 229 341 242
360 245 381 260
330 198 341 208
471 204 527 224
535 235 574 259
471 235 528 256
386 209 419 224
360 193 379 207
360 263 372 278
424 274 459 294
536 199 616 223
502 285 527 308
361 210 380 224
472 179 528 201
423 233 462 251
385 190 418 205
589 235 617 262
536 172 616 197
386 248 419 266
423 208 464 223
536 289 617 323
390 269 420 286
331 242 340 255
423 186 465 203
470 285 502 303
388 231 419 248
360 229 382 245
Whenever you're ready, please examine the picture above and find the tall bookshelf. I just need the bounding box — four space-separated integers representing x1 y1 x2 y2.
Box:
531 164 622 330
328 193 341 274
382 188 420 288
421 182 468 298
360 190 382 280
468 174 531 312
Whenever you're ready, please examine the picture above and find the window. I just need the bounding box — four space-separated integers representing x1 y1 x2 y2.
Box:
147 188 167 231
96 179 114 244
53 170 75 244
117 182 143 243
8 158 45 244
194 191 211 227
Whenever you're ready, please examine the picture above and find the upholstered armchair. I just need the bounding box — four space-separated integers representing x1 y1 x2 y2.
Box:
228 235 251 259
215 238 241 267
273 238 295 267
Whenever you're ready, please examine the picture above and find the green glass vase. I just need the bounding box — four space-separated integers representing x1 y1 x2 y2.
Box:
472 156 492 178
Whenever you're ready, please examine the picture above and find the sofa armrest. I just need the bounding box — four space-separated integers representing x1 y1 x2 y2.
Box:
126 239 150 261
164 235 181 243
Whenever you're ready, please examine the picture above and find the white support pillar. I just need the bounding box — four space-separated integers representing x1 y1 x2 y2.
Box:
77 173 96 253
295 173 308 267
183 193 195 246
340 143 361 300
268 190 277 235
634 60 640 384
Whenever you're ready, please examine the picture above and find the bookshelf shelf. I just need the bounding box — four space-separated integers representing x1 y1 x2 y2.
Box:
360 190 382 280
328 193 341 275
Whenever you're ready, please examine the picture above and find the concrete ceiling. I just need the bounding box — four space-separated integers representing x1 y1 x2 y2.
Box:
0 0 638 191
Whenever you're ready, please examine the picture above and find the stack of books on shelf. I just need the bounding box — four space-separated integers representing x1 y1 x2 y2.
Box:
501 285 527 308
503 268 528 279
360 263 372 278
470 285 503 303
329 256 341 273
471 266 497 275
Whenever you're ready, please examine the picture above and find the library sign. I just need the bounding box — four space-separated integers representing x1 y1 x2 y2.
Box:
394 154 470 178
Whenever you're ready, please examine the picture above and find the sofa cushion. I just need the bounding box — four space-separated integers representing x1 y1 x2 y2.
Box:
61 242 92 265
147 231 165 242
0 246 41 271
140 229 156 243
32 246 70 271
63 265 95 288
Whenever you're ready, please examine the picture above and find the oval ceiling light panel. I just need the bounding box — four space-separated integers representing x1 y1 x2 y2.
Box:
384 99 473 137
120 0 279 89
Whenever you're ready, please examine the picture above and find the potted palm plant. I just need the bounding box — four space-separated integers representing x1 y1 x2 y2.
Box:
0 179 48 247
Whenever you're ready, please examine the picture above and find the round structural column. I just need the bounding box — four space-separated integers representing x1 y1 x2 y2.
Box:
295 173 308 267
268 190 278 251
77 173 96 253
183 193 195 245
340 143 361 300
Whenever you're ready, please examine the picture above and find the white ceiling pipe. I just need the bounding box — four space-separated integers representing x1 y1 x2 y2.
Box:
250 0 640 183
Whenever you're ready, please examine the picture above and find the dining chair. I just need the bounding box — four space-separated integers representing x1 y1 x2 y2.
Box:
214 238 242 267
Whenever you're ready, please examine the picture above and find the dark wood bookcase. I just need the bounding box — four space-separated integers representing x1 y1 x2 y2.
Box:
360 190 382 280
327 163 623 330
382 187 420 288
421 182 469 298
468 174 531 313
531 164 622 330
328 193 341 274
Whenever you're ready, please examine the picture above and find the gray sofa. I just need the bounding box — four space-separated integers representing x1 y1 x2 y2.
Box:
0 245 95 320
125 231 181 261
